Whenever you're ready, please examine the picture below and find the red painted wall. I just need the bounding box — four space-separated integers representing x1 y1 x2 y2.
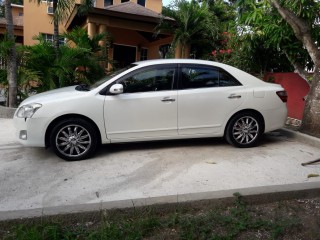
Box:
264 73 310 120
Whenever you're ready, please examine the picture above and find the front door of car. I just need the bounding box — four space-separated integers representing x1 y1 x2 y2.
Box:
104 64 178 141
177 65 246 135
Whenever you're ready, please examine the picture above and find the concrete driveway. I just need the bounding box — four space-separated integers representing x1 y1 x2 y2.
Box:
0 118 319 220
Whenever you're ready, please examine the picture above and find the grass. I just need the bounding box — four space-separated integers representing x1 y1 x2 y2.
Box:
0 195 305 240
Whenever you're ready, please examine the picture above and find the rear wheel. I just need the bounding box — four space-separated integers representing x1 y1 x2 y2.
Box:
50 118 98 161
225 112 263 148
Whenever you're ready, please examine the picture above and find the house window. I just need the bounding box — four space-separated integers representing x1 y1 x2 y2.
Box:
159 44 170 58
42 33 65 45
104 0 113 6
18 12 23 16
137 0 145 6
140 48 148 61
121 0 129 2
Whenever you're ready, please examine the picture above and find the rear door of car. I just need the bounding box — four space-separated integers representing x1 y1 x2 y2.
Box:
177 64 247 136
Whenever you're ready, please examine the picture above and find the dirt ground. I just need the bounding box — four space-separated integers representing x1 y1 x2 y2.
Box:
1 195 320 239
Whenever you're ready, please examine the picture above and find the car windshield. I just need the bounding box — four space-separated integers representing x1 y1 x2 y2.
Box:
89 65 136 90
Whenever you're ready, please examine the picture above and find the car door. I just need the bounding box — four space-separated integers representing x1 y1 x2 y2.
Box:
178 64 247 135
104 64 178 141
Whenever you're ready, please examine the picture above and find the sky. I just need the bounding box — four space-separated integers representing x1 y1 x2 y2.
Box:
162 0 172 7
163 0 191 7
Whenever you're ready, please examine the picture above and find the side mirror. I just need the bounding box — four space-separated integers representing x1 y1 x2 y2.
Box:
109 83 123 94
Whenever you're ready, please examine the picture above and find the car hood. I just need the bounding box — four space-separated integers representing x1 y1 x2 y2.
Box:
19 86 86 106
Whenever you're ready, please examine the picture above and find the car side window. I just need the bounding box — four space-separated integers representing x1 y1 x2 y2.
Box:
181 66 241 89
181 67 219 89
120 68 175 93
219 69 241 87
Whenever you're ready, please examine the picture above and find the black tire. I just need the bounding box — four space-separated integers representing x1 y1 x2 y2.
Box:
50 118 98 161
225 112 263 148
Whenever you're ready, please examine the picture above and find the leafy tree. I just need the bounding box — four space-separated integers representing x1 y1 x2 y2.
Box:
237 0 320 136
63 26 110 53
0 5 4 18
209 29 293 76
21 33 105 92
0 35 41 103
157 0 219 58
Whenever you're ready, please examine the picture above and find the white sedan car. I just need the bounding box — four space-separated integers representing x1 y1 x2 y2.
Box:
14 59 287 161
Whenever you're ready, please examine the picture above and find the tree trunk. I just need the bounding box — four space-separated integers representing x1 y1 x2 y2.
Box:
270 0 320 69
182 44 191 58
4 0 17 107
270 0 320 136
301 70 320 137
53 0 59 58
283 50 310 83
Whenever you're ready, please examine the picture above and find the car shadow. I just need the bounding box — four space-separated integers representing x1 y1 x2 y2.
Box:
96 137 226 156
95 130 292 158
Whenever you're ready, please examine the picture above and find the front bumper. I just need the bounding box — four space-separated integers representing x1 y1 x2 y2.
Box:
13 116 49 147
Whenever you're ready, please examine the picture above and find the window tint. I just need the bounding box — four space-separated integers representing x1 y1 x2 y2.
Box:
219 69 241 86
120 68 175 93
181 67 219 89
181 66 241 89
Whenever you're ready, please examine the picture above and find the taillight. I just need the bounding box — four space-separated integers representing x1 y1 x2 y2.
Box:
276 91 288 102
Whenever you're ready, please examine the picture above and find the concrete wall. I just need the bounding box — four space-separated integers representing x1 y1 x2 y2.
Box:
0 106 16 118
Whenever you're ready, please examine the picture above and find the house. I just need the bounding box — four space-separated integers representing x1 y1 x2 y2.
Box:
1 0 174 69
0 4 23 45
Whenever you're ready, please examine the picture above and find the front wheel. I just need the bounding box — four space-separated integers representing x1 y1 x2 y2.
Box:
225 112 263 148
50 118 98 161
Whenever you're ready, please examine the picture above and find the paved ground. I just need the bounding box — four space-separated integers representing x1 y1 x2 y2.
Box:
0 118 319 220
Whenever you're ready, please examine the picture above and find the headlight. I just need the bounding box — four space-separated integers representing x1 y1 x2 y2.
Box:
16 103 42 118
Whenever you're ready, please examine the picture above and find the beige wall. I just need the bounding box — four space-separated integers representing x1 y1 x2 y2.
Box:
23 0 66 45
11 5 23 18
23 0 163 46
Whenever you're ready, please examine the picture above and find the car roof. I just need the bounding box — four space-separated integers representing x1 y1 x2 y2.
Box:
134 59 225 67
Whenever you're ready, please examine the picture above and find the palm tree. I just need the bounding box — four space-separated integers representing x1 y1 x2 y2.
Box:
63 26 109 53
3 0 18 107
157 0 219 58
36 0 94 57
21 33 105 92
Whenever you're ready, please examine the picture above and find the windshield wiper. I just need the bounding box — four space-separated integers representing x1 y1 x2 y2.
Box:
75 84 90 91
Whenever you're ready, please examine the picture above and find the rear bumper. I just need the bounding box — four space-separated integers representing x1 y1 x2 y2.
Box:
262 105 288 132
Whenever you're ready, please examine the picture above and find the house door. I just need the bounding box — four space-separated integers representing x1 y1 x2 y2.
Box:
113 44 136 68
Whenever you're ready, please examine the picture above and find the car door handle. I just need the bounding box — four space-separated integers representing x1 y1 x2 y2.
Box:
228 94 241 99
161 97 176 102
